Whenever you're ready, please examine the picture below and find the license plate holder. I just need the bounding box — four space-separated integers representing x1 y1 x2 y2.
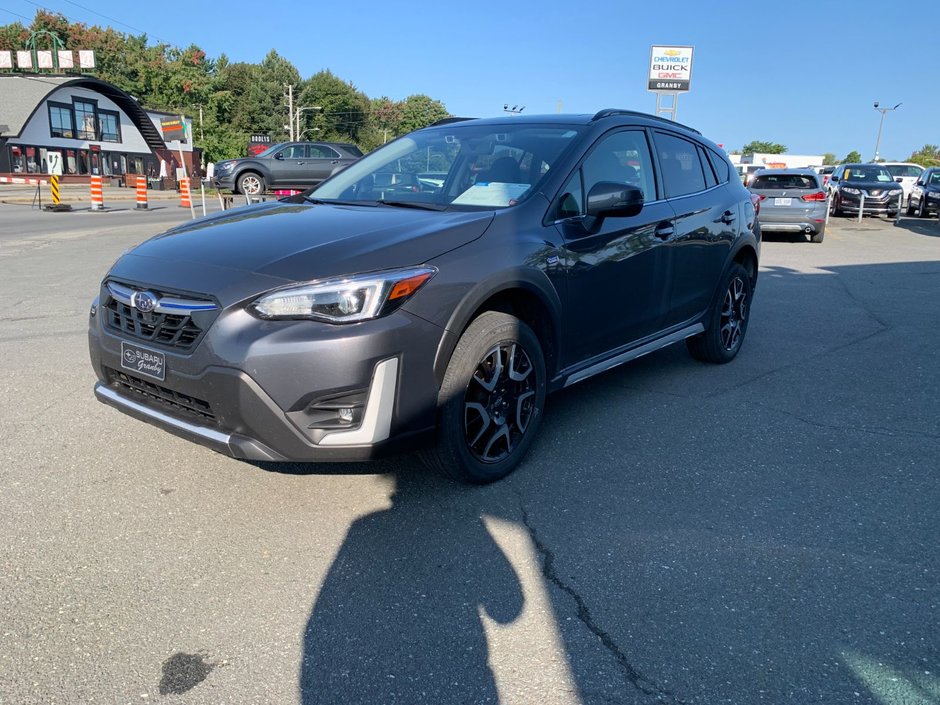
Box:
774 197 792 206
121 341 166 381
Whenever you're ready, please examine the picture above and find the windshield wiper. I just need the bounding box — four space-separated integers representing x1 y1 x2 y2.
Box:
304 197 378 207
377 200 448 211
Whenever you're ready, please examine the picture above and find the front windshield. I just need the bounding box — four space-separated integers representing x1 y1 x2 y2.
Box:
845 167 893 182
252 143 286 159
310 123 585 210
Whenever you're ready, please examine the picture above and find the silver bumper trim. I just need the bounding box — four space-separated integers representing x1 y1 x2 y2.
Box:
94 383 233 446
319 357 399 446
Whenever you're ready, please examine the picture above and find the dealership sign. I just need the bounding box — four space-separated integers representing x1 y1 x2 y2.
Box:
648 45 694 92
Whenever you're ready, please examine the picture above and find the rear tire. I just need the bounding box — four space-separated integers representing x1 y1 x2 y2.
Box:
422 312 547 484
906 197 916 216
810 229 825 244
687 262 752 364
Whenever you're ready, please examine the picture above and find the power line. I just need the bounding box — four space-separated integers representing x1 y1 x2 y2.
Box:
0 5 33 21
17 0 177 47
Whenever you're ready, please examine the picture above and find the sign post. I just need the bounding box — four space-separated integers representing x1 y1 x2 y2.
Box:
647 45 694 122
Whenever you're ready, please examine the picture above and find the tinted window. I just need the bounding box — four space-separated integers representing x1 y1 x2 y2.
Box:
277 145 306 159
929 171 940 186
698 146 717 188
556 170 584 219
48 103 74 138
655 133 707 197
581 130 655 201
74 100 96 140
708 148 731 182
750 174 819 190
844 167 893 182
308 145 341 159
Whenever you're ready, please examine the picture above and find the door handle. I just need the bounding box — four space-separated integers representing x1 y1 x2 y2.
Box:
654 223 674 240
719 210 736 224
297 161 306 165
330 160 340 164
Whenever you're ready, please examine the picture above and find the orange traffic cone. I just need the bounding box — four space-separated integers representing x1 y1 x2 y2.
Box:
135 174 148 210
90 174 104 211
179 176 192 209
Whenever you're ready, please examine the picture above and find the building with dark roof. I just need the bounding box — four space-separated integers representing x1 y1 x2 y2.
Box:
0 74 199 183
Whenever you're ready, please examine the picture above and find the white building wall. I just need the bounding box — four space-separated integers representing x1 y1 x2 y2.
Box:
9 86 153 153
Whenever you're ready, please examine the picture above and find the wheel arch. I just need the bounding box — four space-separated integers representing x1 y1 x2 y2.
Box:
432 271 563 387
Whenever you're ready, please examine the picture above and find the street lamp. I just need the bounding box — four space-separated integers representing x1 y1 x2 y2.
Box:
872 101 902 162
295 106 321 140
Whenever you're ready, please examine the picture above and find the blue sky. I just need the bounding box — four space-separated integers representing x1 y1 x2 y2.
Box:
3 0 937 159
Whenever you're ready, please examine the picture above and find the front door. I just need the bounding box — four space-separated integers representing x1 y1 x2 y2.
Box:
269 144 309 188
553 129 674 363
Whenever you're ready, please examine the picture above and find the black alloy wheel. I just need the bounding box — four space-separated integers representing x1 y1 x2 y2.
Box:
687 262 753 364
464 342 537 464
422 312 546 484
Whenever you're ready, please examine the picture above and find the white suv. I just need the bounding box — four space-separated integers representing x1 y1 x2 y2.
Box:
881 162 924 208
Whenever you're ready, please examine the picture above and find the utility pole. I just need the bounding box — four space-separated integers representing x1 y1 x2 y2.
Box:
872 101 901 162
285 84 294 141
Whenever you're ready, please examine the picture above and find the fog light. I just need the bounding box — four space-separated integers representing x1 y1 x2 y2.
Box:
338 408 355 424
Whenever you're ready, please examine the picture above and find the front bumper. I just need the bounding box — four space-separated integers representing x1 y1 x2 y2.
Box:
212 172 236 191
88 298 443 462
838 191 901 215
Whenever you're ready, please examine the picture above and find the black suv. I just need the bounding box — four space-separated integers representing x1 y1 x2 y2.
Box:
213 141 363 195
89 110 760 483
826 163 903 217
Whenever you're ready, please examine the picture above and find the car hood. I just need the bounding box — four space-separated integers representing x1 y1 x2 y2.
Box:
108 201 494 306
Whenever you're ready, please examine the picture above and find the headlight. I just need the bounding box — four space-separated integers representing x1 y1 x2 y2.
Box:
928 191 940 200
841 187 862 195
216 161 235 172
248 266 436 323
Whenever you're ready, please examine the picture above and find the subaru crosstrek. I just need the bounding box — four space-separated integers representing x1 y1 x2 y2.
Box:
89 110 761 483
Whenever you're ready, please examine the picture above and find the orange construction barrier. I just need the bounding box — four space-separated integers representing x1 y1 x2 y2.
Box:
135 174 148 210
90 174 104 211
178 176 192 209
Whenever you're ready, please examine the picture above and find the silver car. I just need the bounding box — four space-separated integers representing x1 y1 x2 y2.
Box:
748 169 828 243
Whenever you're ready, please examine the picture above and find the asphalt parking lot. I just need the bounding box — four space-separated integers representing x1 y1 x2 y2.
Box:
1 202 938 704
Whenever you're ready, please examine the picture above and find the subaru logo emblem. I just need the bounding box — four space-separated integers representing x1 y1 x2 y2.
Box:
132 291 157 313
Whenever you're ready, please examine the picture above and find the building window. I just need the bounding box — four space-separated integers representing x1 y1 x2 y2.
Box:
99 110 120 142
49 102 74 139
74 100 97 141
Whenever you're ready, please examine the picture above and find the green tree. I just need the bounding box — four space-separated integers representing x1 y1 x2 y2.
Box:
300 70 368 142
398 94 449 134
741 140 787 154
843 150 863 163
822 153 837 165
907 144 940 167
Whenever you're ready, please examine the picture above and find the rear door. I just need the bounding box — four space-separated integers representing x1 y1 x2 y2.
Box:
652 131 735 327
554 128 675 361
306 144 343 184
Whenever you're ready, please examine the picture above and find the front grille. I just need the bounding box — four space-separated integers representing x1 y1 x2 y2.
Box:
105 299 202 348
102 281 217 351
105 367 216 425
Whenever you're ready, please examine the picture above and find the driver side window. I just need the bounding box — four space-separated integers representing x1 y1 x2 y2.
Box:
555 130 655 219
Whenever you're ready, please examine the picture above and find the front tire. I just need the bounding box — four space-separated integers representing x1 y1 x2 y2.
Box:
237 172 265 196
830 193 844 217
422 312 546 484
687 262 753 364
917 196 927 218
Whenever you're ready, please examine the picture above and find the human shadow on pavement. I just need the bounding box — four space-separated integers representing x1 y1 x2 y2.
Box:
299 468 524 704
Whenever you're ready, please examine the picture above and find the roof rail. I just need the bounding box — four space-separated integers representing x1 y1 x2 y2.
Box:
429 117 475 127
591 109 701 135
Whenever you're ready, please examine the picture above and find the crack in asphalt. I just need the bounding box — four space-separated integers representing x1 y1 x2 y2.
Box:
760 404 940 441
517 498 688 704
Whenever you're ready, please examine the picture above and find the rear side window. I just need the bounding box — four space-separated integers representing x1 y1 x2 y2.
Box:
698 146 717 188
654 132 707 198
708 148 731 183
885 164 923 178
751 174 819 190
308 145 341 159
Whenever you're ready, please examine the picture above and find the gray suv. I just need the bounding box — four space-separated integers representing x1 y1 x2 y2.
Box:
213 141 363 195
89 110 761 483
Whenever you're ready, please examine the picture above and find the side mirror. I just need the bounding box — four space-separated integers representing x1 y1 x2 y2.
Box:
274 153 285 160
585 182 643 219
831 176 840 182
